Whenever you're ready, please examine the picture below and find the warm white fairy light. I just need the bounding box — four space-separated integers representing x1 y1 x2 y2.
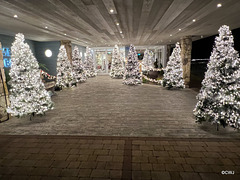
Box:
84 47 97 77
7 33 54 117
194 25 240 129
162 42 185 89
110 45 124 78
142 49 154 71
56 45 75 88
142 74 162 84
72 46 87 83
123 44 142 85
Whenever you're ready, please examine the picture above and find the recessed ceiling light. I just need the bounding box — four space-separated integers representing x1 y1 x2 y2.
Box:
217 3 222 8
109 9 114 13
116 22 119 26
45 26 48 29
179 28 181 31
120 31 122 34
201 35 204 38
192 19 196 22
170 34 172 36
14 15 18 18
64 33 67 36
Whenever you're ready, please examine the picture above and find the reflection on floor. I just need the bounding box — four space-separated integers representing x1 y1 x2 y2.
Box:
0 76 239 138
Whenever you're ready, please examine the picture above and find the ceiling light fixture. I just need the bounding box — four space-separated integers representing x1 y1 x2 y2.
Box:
14 15 18 18
120 31 122 34
116 22 119 26
45 26 48 29
192 19 196 22
109 9 114 13
170 34 172 36
217 3 222 8
64 33 67 36
179 28 181 31
45 49 52 57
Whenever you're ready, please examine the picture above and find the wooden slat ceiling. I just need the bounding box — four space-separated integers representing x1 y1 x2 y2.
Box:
0 0 240 47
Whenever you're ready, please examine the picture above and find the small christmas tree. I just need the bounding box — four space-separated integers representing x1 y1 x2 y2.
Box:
194 25 240 129
7 33 54 117
110 45 124 78
72 46 87 82
142 49 153 71
84 47 97 77
162 42 185 89
56 45 75 88
123 44 142 85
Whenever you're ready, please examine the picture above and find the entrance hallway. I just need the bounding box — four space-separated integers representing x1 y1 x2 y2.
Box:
0 76 238 138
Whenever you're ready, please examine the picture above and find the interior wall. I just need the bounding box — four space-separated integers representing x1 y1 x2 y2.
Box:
34 41 61 76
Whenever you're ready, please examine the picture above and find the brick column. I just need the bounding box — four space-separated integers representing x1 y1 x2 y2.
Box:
0 42 10 122
180 36 192 88
61 40 72 64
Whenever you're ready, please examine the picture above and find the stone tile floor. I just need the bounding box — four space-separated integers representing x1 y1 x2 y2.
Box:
0 135 240 180
1 76 240 179
0 76 239 138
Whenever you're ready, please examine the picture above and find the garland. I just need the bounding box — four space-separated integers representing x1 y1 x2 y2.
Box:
40 70 56 80
142 74 162 84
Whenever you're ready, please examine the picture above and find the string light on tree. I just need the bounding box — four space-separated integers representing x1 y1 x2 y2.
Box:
123 44 142 85
84 47 97 77
56 45 75 88
193 25 240 129
142 49 154 71
110 45 124 78
7 33 54 118
162 42 185 89
72 46 87 82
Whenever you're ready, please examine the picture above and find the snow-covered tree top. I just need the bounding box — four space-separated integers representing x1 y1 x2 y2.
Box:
15 33 25 42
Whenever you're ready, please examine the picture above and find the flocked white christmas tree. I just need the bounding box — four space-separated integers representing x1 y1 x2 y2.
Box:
7 33 54 117
123 44 142 85
142 49 153 71
72 46 87 82
194 25 240 129
56 45 75 88
162 42 185 89
110 45 124 78
84 47 97 77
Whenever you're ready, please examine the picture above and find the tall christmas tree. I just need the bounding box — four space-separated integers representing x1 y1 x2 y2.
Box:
72 46 87 82
7 33 54 117
162 42 185 89
194 25 240 129
142 49 153 71
110 45 124 78
84 47 97 77
56 45 75 88
123 44 142 85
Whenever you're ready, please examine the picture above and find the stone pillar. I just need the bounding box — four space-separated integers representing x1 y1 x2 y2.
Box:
61 40 72 64
180 36 192 88
0 42 10 122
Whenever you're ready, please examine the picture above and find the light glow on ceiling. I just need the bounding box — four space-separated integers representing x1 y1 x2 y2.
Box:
217 3 222 8
116 22 119 26
192 19 196 22
14 15 18 18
